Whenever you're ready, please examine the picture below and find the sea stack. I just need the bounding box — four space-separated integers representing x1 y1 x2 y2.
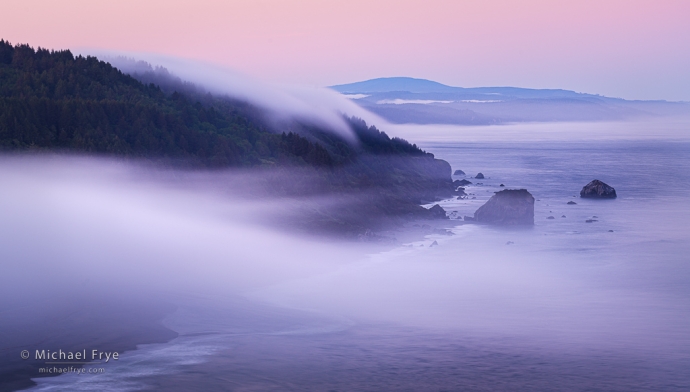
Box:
474 189 534 225
475 173 485 179
427 204 449 219
453 169 466 176
580 180 617 199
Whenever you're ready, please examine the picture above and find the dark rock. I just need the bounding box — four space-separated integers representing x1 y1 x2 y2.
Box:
475 173 485 179
428 204 448 219
506 241 514 245
430 240 439 247
456 196 466 200
463 215 475 221
585 219 598 223
473 189 535 225
608 230 614 232
499 184 505 187
453 170 466 176
547 216 555 219
567 201 577 205
457 179 472 186
580 180 617 199
471 197 476 199
561 215 566 218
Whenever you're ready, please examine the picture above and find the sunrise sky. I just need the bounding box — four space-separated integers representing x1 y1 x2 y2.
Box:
1 0 689 101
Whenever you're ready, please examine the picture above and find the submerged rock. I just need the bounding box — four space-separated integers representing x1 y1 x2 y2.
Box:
430 240 439 247
453 169 466 176
473 189 535 225
499 184 505 187
457 179 472 186
567 201 577 205
475 173 485 179
580 180 617 199
547 216 555 219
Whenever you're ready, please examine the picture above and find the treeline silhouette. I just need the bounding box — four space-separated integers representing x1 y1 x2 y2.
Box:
0 40 428 169
0 40 454 233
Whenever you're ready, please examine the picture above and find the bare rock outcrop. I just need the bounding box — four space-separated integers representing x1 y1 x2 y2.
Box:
428 204 448 219
474 189 534 225
580 180 617 199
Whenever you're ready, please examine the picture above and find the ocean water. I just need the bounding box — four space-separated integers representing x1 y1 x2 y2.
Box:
27 120 690 391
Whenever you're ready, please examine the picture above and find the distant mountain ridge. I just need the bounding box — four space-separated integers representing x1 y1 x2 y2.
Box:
331 77 592 99
330 77 689 125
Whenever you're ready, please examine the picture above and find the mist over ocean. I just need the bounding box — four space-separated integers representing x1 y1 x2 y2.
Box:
9 119 690 391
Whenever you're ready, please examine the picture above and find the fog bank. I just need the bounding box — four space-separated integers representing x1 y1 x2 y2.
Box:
87 51 387 141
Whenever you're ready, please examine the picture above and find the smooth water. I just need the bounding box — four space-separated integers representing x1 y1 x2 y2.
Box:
26 121 690 391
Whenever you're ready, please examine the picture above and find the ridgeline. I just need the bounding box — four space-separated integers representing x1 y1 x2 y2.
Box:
0 40 455 235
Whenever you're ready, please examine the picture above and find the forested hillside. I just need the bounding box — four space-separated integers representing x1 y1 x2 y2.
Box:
0 40 456 233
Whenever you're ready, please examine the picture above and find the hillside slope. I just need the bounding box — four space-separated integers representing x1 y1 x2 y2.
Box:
0 41 456 235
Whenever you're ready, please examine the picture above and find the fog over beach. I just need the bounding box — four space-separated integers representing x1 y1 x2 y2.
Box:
0 116 687 391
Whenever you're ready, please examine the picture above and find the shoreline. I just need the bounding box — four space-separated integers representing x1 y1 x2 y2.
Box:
0 209 460 392
0 295 178 391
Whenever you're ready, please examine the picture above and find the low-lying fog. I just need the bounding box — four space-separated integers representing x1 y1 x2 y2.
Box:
3 117 690 390
0 156 367 299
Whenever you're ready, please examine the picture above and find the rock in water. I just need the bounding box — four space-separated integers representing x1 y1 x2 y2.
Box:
475 173 485 179
453 169 466 176
428 204 448 219
474 189 534 225
580 180 617 199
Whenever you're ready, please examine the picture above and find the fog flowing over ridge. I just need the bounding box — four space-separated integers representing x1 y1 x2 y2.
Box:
87 50 388 141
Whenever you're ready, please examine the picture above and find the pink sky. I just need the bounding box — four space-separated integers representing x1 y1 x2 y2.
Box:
2 0 689 100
